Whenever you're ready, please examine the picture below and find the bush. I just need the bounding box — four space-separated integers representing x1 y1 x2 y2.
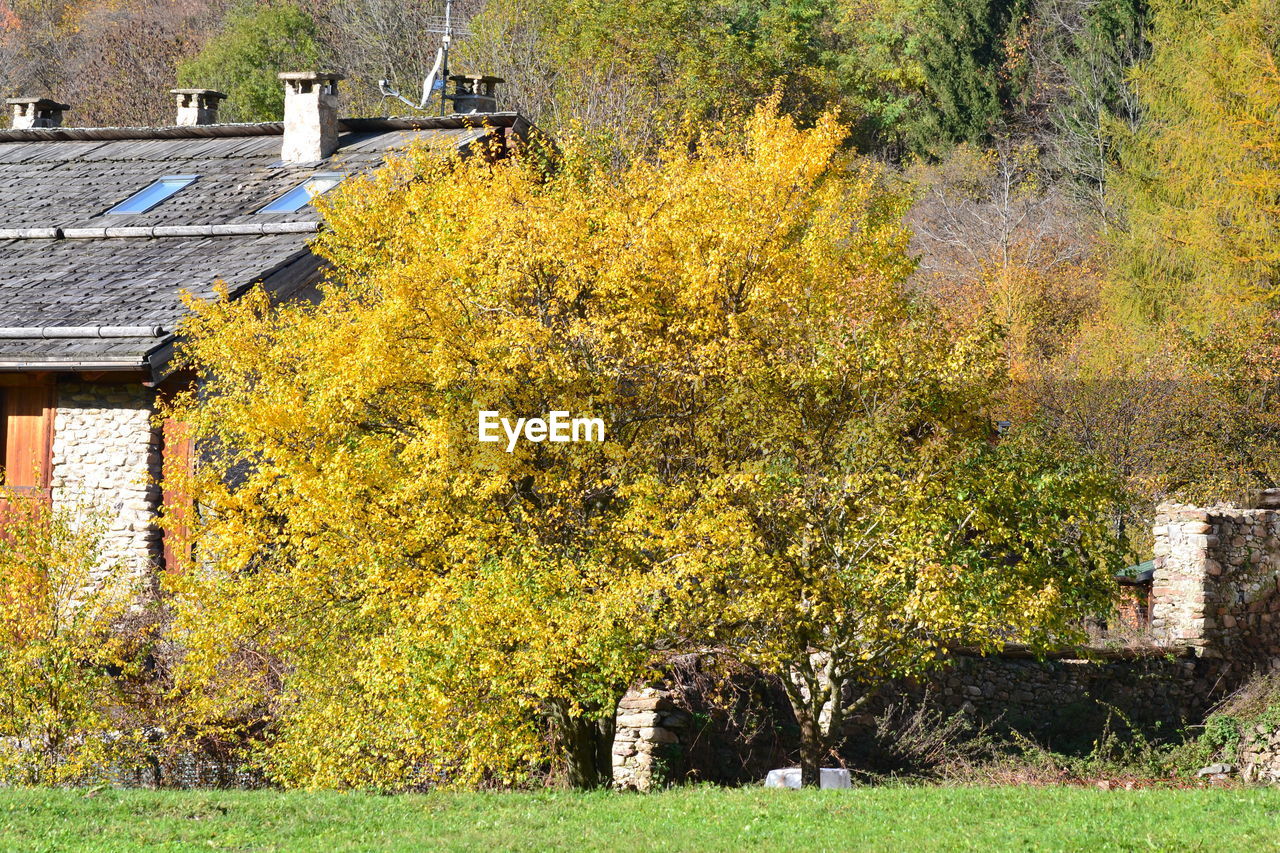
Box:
1168 671 1280 776
0 491 150 784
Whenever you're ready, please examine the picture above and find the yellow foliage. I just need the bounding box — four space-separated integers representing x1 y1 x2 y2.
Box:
166 103 1122 788
1111 0 1280 328
0 490 143 784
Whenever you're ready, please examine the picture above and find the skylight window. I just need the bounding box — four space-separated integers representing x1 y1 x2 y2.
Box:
257 173 345 214
105 175 197 215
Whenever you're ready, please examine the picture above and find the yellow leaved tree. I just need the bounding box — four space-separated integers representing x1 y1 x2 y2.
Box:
0 491 144 785
1110 0 1280 329
166 103 1123 789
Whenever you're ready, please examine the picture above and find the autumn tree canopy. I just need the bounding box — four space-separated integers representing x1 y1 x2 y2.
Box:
163 105 1124 789
1108 0 1280 331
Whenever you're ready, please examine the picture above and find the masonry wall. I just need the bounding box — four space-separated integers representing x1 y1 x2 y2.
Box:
1153 503 1280 664
613 687 692 790
611 649 1224 788
50 382 163 585
922 652 1212 743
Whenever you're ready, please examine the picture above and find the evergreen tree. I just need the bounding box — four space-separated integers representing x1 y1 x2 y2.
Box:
909 0 1030 155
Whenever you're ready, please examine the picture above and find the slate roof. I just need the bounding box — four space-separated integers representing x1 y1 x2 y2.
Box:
0 114 528 373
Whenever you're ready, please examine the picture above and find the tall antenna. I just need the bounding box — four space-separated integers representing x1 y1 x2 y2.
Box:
377 0 472 114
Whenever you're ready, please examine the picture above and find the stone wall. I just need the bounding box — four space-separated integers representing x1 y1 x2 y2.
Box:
612 686 691 790
1153 503 1280 662
114 751 265 789
50 382 163 585
905 651 1215 751
1239 728 1280 783
613 650 1226 789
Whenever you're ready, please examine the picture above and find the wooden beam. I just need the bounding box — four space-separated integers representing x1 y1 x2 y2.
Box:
0 372 50 387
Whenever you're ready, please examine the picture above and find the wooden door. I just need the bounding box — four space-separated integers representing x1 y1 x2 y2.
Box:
161 415 195 572
0 381 53 497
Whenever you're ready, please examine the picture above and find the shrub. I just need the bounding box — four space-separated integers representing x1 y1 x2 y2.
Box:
1169 670 1280 776
0 490 148 785
859 698 996 781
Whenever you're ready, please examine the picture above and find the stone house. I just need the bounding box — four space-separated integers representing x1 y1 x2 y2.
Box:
0 72 532 583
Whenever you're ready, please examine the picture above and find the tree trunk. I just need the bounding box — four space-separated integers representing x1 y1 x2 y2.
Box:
798 712 824 788
783 684 828 788
781 657 848 788
550 699 617 790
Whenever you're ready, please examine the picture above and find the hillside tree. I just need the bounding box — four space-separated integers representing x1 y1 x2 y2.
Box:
908 0 1031 154
177 0 326 123
1109 0 1280 329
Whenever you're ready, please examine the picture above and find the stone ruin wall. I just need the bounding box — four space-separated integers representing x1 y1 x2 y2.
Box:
919 652 1212 741
1237 727 1280 783
611 651 1221 789
50 382 163 587
612 687 692 790
615 500 1280 789
1152 503 1280 664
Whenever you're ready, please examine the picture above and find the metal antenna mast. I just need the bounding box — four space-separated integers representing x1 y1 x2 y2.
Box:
377 0 471 114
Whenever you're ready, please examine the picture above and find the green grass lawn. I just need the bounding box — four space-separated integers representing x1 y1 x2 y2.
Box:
1 784 1277 852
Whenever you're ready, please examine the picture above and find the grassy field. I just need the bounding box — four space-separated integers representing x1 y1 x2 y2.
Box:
1 784 1278 852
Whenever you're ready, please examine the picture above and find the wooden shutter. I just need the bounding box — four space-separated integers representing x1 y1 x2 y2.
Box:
1 382 53 495
161 415 195 572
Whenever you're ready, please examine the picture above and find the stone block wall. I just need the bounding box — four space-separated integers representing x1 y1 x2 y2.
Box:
50 382 163 586
906 651 1215 750
1153 503 1280 661
1239 728 1280 783
613 650 1226 789
612 686 691 790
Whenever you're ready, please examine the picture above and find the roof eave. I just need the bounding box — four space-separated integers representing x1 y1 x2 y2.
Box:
0 360 151 371
0 112 528 144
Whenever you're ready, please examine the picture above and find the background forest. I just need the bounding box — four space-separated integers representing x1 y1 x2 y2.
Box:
4 0 1279 547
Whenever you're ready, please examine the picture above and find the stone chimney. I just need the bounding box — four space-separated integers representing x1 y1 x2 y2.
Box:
444 75 503 114
278 71 343 163
171 89 226 126
7 97 70 129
